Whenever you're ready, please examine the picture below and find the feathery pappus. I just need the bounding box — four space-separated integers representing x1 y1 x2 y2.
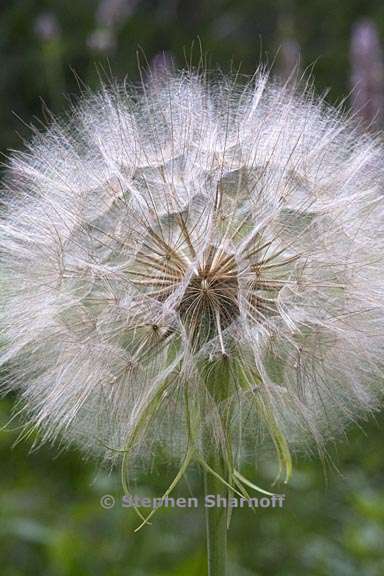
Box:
1 68 384 489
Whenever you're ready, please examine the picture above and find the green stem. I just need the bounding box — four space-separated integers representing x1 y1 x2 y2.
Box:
203 453 228 576
204 438 228 576
201 356 231 575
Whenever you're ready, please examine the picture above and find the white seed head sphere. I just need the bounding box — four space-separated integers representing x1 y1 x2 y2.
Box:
1 70 384 479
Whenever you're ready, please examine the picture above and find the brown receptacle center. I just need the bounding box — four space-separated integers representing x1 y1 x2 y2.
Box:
178 248 240 345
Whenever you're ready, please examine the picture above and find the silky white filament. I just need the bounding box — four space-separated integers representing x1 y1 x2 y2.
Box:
1 68 384 480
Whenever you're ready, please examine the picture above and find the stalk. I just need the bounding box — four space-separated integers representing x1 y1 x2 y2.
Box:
202 357 231 576
204 457 228 576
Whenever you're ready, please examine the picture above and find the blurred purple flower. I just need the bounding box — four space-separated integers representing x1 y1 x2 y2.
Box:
96 0 140 28
279 38 301 84
145 52 175 93
34 12 60 42
87 29 116 53
350 18 384 127
150 52 173 77
88 0 140 54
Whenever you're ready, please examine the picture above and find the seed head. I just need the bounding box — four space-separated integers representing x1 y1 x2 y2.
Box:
1 69 384 485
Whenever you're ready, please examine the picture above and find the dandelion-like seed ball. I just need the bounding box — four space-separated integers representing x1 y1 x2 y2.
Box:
1 69 384 488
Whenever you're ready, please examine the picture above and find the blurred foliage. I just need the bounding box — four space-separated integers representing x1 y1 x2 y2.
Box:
1 398 384 575
1 0 384 574
1 0 384 151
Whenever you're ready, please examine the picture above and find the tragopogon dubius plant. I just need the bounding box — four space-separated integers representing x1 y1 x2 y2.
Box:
1 67 384 575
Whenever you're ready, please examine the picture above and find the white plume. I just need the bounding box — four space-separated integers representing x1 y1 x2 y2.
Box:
1 69 384 481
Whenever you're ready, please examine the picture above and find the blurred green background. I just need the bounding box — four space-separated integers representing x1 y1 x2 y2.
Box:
1 1 384 574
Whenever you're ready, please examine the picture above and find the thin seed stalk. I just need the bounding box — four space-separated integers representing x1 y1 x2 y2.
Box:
204 452 228 576
202 357 232 576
